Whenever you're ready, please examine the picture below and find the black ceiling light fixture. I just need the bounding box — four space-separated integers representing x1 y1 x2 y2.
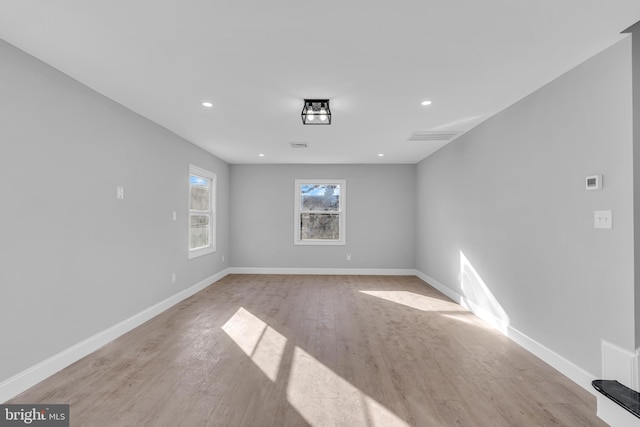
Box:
301 99 331 125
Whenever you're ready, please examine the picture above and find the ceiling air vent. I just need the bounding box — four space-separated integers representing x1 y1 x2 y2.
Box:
290 142 309 149
407 131 462 142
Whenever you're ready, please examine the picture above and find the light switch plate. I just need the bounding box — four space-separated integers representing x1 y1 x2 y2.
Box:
594 210 612 229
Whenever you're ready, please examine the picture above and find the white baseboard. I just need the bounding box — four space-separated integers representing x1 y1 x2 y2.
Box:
507 325 596 392
602 340 638 391
228 267 418 276
415 271 461 303
415 270 597 394
0 269 229 403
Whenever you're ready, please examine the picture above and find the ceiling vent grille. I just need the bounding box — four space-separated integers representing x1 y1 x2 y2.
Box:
407 131 462 142
290 142 309 149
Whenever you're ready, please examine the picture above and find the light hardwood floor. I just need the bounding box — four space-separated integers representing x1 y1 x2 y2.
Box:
8 275 606 426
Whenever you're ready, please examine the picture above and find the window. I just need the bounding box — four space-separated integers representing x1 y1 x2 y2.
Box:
294 179 346 245
189 164 216 258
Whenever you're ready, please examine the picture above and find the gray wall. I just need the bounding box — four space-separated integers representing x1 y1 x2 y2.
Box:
416 37 634 376
0 40 229 383
230 164 416 269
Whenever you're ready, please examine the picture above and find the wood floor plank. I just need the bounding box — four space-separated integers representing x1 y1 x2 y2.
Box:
6 274 607 426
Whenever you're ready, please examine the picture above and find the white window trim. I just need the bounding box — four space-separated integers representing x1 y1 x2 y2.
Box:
188 164 216 259
294 179 346 246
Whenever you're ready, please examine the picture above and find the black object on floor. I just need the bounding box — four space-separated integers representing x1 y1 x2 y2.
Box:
592 379 640 418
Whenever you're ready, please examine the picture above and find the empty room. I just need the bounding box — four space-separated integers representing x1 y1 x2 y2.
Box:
3 1 640 426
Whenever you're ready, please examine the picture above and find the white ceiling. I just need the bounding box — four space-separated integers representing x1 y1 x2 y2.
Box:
1 1 640 164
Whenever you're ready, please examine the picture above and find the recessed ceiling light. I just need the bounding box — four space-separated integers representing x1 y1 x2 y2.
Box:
258 153 265 157
202 101 213 108
378 153 384 157
421 100 432 106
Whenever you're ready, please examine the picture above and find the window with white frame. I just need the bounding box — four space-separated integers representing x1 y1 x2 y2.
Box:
189 165 216 258
294 179 346 245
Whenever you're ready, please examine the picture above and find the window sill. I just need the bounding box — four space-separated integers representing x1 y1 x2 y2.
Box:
188 245 216 259
294 240 346 246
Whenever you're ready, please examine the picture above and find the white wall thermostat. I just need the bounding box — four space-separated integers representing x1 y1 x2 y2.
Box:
586 175 602 191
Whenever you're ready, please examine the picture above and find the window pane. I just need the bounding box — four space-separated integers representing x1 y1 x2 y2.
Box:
190 174 210 211
300 213 340 240
301 184 340 211
190 214 210 249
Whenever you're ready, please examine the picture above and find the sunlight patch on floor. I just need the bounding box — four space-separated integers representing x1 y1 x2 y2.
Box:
359 290 465 312
287 346 409 427
221 307 287 382
440 312 485 327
